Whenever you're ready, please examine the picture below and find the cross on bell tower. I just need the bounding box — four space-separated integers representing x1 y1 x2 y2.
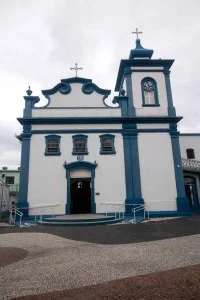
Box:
70 63 83 77
132 28 142 40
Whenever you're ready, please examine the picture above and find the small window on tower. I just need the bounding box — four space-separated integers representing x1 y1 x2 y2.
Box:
141 78 159 106
45 135 61 156
72 135 88 155
100 134 116 155
186 148 195 159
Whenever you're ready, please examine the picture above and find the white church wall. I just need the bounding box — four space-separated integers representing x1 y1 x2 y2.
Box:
46 83 110 108
137 124 169 129
180 135 200 160
138 132 177 211
31 124 122 131
131 72 168 116
27 132 126 215
32 108 121 118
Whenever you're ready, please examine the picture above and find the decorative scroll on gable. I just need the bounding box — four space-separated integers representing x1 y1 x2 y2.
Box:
41 77 111 108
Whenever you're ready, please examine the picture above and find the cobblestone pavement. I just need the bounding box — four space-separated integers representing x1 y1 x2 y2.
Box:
0 232 200 299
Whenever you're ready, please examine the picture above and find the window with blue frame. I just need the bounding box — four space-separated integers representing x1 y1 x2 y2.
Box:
45 135 61 156
72 134 88 155
100 134 116 155
141 77 159 106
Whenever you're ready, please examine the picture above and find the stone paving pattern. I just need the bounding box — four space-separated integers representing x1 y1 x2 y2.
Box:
0 216 200 299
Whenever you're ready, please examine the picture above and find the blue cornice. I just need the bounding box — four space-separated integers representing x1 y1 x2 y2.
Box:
180 133 200 136
115 59 174 91
42 82 71 98
61 77 92 84
82 82 111 101
41 77 111 107
17 116 182 125
63 161 97 170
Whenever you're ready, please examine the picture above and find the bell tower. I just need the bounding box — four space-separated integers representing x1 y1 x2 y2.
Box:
114 32 190 215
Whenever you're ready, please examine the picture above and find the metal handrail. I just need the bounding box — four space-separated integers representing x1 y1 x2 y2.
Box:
9 208 23 228
100 203 150 223
131 205 146 224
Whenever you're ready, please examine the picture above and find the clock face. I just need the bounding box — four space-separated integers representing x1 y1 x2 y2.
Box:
143 80 154 92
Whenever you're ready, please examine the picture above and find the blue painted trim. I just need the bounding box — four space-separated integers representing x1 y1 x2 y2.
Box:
142 104 160 107
18 116 182 125
99 134 116 155
122 129 144 214
44 135 61 156
115 59 174 91
170 124 191 212
112 96 128 117
131 70 164 73
41 77 111 108
63 161 97 214
61 77 92 84
33 107 119 110
164 68 176 117
42 82 71 97
17 129 31 217
82 82 111 102
147 211 192 217
23 96 40 118
184 175 200 211
72 134 88 155
129 39 153 59
141 77 159 106
31 129 122 134
125 68 136 117
180 133 200 136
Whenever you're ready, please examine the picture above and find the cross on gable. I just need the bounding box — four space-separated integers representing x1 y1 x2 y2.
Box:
132 28 142 40
70 63 83 77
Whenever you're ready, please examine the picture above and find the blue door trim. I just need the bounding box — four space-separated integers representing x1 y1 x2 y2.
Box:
63 161 97 214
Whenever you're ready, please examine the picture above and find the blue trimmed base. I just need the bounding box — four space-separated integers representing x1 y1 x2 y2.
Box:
125 197 144 214
176 197 191 212
16 202 29 218
147 211 192 218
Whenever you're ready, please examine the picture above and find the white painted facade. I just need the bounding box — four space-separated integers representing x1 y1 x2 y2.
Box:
18 39 199 217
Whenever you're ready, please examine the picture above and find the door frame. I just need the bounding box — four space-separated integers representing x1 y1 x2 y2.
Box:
70 177 91 214
63 161 97 214
184 175 200 211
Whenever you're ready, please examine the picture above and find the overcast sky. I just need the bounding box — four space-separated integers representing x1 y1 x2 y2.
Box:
0 0 200 169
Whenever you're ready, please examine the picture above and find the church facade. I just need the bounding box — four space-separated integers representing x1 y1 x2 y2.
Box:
17 38 200 217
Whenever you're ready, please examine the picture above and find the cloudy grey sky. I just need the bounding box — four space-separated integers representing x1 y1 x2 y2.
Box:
0 0 200 169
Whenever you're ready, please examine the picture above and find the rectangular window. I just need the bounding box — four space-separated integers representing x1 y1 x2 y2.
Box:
72 135 88 155
5 176 14 184
47 139 59 153
101 138 113 152
45 135 61 156
186 148 195 159
100 134 116 155
74 139 86 152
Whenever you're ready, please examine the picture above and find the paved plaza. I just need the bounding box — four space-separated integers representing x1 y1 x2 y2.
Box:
0 216 200 300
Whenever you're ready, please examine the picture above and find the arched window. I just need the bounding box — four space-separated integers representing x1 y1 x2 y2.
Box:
186 148 195 159
45 135 61 156
141 78 159 106
72 134 88 155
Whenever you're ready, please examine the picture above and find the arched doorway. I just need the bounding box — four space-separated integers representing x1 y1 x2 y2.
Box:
63 161 97 214
184 176 199 211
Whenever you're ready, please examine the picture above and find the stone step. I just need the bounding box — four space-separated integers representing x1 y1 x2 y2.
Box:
43 216 116 223
37 218 124 226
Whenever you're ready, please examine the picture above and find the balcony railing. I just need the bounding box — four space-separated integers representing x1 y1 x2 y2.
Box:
181 158 200 172
5 184 20 193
